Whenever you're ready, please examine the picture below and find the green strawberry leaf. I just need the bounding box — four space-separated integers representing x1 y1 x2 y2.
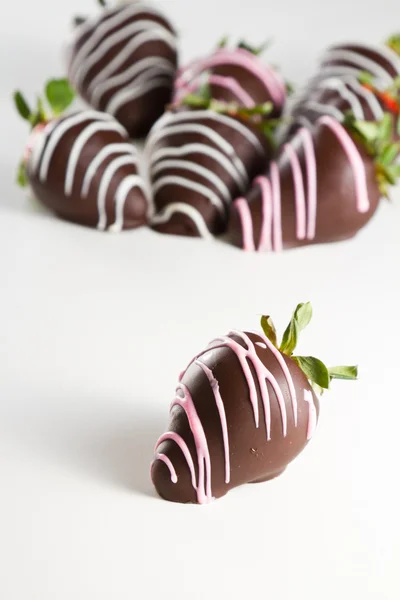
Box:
238 102 273 117
29 97 47 128
311 382 326 396
388 163 400 177
261 302 358 395
292 356 331 389
14 91 32 121
260 315 278 347
328 365 358 380
383 164 399 184
386 34 400 56
179 85 280 145
379 142 400 166
45 79 75 116
73 15 87 27
358 71 375 86
217 35 229 48
16 159 28 188
238 39 271 56
285 81 295 95
181 93 208 108
350 119 380 142
280 302 312 356
378 113 393 142
344 111 400 195
280 317 298 356
295 301 313 331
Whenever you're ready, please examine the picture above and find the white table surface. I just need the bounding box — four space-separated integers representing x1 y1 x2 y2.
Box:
1 1 399 598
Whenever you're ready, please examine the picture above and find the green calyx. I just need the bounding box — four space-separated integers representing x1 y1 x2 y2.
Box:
176 82 281 146
13 78 75 188
237 39 271 56
260 302 358 394
14 79 75 127
285 80 295 96
386 34 400 56
343 111 400 198
217 36 271 56
74 16 87 27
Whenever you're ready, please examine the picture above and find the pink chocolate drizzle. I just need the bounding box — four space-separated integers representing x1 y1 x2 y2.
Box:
282 142 306 240
170 383 213 504
153 331 314 503
153 453 178 483
255 175 273 252
234 115 371 251
318 116 370 213
258 332 298 427
299 128 318 240
270 162 282 251
195 360 230 484
208 74 254 107
154 431 197 488
234 197 255 251
175 48 286 108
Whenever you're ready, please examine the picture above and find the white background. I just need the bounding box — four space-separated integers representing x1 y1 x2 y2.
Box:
1 1 399 598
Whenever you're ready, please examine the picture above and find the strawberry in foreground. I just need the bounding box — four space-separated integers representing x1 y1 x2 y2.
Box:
151 303 357 504
14 79 149 232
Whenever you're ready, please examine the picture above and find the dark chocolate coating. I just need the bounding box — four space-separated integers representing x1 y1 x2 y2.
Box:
322 43 399 78
175 47 286 118
288 42 400 136
27 112 148 230
226 119 381 250
146 109 272 237
152 331 319 504
291 85 385 133
209 62 283 117
67 2 178 138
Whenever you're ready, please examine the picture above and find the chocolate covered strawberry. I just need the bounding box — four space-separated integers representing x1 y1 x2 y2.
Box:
174 38 287 118
145 85 280 238
15 79 149 231
289 38 400 133
151 303 357 504
66 0 178 137
226 112 400 251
